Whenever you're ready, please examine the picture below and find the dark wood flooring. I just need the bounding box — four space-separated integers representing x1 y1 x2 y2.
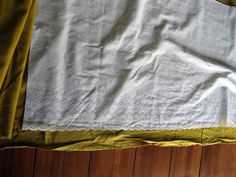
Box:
1 144 236 177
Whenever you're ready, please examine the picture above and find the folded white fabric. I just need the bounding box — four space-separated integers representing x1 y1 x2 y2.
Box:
23 0 236 130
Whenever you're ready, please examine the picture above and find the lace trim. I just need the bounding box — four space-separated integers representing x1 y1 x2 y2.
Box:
22 121 233 131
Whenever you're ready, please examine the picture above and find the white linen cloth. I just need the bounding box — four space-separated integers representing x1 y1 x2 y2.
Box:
23 0 236 130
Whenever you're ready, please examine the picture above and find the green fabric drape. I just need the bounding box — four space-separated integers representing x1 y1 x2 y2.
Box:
0 0 236 151
218 0 236 6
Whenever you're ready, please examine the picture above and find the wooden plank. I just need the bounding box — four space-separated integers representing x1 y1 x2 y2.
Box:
200 144 236 177
88 148 136 177
111 149 136 177
34 149 90 177
0 148 36 177
133 146 172 177
34 149 65 177
169 146 202 177
88 150 114 177
62 151 91 177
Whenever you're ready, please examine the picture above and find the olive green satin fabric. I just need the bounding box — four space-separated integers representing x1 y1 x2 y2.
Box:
218 0 236 6
0 0 236 151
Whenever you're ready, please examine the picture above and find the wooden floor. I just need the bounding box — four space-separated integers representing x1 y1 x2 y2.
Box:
0 144 236 177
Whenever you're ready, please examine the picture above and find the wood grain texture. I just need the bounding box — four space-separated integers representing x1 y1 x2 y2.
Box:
88 148 136 177
169 146 202 177
62 151 91 177
200 144 236 177
0 148 35 177
3 145 236 177
34 149 90 177
111 149 136 177
133 146 172 177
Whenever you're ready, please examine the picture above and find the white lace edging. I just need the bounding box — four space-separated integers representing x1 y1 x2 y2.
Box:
22 121 234 131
